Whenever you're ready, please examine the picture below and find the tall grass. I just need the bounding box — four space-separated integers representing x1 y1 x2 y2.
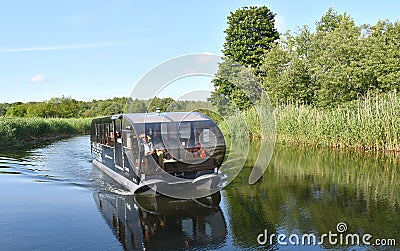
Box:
223 91 400 151
220 103 276 141
275 91 400 151
0 117 92 148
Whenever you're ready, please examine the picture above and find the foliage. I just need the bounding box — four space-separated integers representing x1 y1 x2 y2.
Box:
210 5 279 113
275 91 400 151
222 6 279 70
210 59 263 113
146 97 174 113
1 96 209 119
0 117 91 148
0 103 9 116
223 91 400 151
362 20 400 90
262 26 315 104
124 98 147 114
216 7 400 109
262 8 400 107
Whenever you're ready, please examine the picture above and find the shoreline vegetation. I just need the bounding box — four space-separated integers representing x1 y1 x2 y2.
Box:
1 91 399 153
0 97 209 149
275 92 400 152
0 117 91 149
210 6 400 154
224 91 400 153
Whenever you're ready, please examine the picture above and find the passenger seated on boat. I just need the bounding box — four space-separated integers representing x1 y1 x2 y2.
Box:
153 141 165 168
154 141 165 156
193 142 201 157
115 131 122 143
153 139 164 150
139 133 160 174
193 143 207 157
199 145 207 158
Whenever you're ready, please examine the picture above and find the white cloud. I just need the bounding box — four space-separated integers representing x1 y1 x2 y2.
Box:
30 74 46 83
275 15 287 33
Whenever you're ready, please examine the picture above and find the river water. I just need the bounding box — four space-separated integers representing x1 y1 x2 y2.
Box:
0 136 398 250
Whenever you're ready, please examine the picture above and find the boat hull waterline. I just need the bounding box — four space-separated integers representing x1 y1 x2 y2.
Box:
93 159 221 197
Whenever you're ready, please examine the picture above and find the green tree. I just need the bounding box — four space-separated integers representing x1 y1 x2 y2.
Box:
124 98 147 113
262 8 400 107
210 59 263 113
310 13 365 106
26 103 48 117
211 6 278 113
262 26 315 104
6 103 28 117
223 6 279 71
147 97 174 112
0 103 10 116
316 7 343 33
104 102 123 115
362 20 400 92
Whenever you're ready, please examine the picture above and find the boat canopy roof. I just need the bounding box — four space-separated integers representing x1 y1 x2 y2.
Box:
123 112 211 124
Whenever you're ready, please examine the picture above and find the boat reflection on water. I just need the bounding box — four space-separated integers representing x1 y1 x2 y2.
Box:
93 192 227 250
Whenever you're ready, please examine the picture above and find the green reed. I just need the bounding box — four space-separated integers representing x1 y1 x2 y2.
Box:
0 117 92 148
220 104 275 140
223 91 400 151
275 91 400 151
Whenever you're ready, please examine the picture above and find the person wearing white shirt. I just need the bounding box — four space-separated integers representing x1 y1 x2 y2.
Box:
140 133 156 173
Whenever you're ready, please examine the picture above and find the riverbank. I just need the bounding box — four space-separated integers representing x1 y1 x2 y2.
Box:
276 92 399 151
0 117 91 149
224 91 400 152
2 91 399 153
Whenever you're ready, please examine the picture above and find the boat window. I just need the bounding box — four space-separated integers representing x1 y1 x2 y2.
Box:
161 123 178 141
93 122 114 146
142 123 158 138
201 128 210 142
96 124 103 144
101 124 105 144
107 124 114 147
122 130 137 150
128 119 225 163
177 122 194 149
178 123 191 139
95 124 100 143
122 127 140 170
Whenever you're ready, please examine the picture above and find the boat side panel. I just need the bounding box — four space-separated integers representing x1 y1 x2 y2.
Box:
93 159 139 193
91 133 140 185
122 150 141 184
91 142 116 170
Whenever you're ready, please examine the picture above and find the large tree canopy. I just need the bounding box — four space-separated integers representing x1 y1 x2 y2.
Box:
211 6 279 112
262 8 400 107
222 6 279 70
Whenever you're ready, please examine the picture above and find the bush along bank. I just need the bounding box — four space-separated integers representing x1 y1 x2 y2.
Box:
0 117 92 149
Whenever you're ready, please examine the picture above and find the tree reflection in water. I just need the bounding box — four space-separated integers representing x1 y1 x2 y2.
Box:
223 143 400 250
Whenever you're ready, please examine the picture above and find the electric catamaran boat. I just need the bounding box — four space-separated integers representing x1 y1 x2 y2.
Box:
90 111 226 198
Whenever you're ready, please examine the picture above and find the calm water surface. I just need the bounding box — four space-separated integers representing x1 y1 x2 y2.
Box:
0 136 399 250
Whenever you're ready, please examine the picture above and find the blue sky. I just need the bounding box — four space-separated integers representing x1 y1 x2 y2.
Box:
1 0 399 103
